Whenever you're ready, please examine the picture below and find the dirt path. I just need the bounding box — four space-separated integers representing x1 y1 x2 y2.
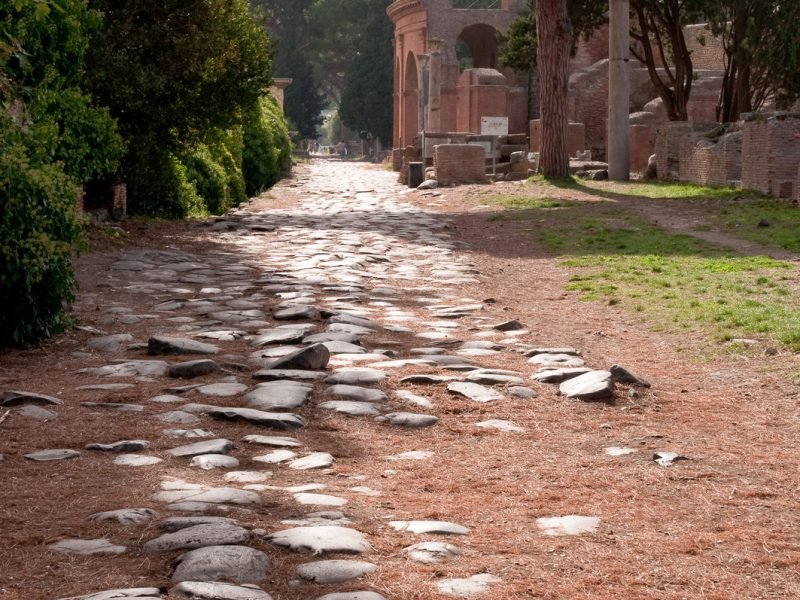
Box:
1 161 798 600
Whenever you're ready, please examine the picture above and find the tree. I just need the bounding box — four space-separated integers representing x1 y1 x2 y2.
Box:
338 0 393 146
537 0 573 176
254 0 326 138
705 1 800 122
86 0 274 215
500 0 606 120
629 0 706 122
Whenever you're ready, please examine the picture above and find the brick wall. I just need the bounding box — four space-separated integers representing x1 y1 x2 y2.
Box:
679 128 741 187
630 124 656 173
434 144 487 186
656 122 717 180
684 24 725 71
795 164 800 203
741 114 800 198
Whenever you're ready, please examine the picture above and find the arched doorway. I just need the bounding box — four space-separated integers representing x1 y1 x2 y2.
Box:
402 52 420 146
457 24 500 70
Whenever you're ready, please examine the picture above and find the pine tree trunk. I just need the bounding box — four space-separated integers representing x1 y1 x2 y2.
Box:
537 0 572 177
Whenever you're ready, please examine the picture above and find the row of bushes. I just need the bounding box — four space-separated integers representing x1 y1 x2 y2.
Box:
1 0 291 346
130 96 292 218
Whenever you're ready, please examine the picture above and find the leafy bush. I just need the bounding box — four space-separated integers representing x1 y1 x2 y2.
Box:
243 95 292 196
124 145 206 219
0 115 82 346
182 128 248 215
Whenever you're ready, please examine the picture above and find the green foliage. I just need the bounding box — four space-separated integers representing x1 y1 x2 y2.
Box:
27 88 124 184
87 0 274 214
0 114 82 346
254 0 325 138
243 95 292 196
339 0 393 145
182 129 249 215
529 201 800 351
500 0 607 70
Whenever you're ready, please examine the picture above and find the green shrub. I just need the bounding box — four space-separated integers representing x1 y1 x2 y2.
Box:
243 95 292 197
0 116 82 346
124 145 206 219
183 145 229 214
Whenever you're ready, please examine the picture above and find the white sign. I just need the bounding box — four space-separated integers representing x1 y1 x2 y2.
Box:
480 116 508 136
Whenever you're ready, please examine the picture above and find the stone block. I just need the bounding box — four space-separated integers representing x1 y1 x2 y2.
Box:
434 145 487 186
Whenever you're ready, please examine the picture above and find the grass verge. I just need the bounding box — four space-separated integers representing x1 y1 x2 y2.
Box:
707 198 800 251
528 202 800 350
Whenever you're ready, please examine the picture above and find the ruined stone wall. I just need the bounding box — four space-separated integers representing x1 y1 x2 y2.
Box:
741 114 800 198
684 24 725 72
679 128 742 187
434 144 487 185
656 122 717 181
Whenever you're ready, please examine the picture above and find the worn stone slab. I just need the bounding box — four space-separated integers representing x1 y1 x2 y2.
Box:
404 541 461 564
314 593 386 600
143 523 249 554
164 428 215 439
274 305 320 320
475 420 525 433
86 440 149 453
148 336 219 356
167 439 234 457
207 407 305 430
170 581 272 600
289 453 334 470
438 574 501 596
253 369 327 382
197 383 248 397
81 361 170 378
252 328 307 346
266 526 370 554
159 516 239 532
653 451 689 467
559 370 615 401
324 385 387 403
81 401 144 412
264 344 329 371
605 447 637 457
244 384 311 411
536 515 600 536
447 382 504 403
610 364 651 387
88 508 159 525
115 454 163 467
464 372 524 385
508 386 537 399
296 560 377 584
378 412 438 428
525 347 581 357
25 449 80 462
1 390 64 407
172 545 270 583
319 401 381 417
58 588 162 600
157 411 201 425
294 493 348 507
190 455 240 470
49 538 126 555
324 368 386 386
241 435 302 448
532 368 591 384
387 450 434 461
17 404 57 420
389 521 469 535
87 334 135 353
252 450 297 464
394 390 433 408
400 374 459 385
154 488 261 506
169 360 220 379
529 353 586 368
492 319 524 331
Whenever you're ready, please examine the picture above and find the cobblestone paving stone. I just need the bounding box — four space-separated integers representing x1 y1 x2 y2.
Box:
6 161 647 599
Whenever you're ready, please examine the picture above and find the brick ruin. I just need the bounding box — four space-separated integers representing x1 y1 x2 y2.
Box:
388 2 799 198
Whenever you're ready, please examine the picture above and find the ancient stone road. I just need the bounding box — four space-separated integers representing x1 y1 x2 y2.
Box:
6 161 640 600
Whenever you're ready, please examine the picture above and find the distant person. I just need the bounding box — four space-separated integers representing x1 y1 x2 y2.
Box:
336 140 347 160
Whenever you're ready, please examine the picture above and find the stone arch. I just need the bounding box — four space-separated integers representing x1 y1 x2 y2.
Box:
457 23 500 70
403 51 420 146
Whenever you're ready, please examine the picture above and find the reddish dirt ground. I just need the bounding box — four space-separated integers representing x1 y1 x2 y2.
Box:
1 162 799 600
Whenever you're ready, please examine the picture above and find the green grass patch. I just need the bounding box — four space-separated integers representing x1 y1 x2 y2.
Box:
485 193 574 210
584 180 744 200
706 199 800 252
538 203 800 350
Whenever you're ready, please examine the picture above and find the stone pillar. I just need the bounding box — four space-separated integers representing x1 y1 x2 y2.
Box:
428 40 443 133
608 0 630 180
419 54 430 134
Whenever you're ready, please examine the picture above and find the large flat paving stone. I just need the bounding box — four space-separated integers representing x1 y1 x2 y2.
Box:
170 582 272 600
296 559 377 584
172 545 270 583
57 588 162 600
559 370 615 401
25 449 81 462
143 523 249 553
404 541 461 564
153 488 261 506
168 439 234 457
88 508 159 525
1 390 64 406
148 336 220 356
437 574 502 597
389 521 469 535
207 407 305 430
447 382 505 403
49 538 126 555
314 594 387 600
266 526 370 554
289 452 334 470
263 344 329 371
324 368 386 385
